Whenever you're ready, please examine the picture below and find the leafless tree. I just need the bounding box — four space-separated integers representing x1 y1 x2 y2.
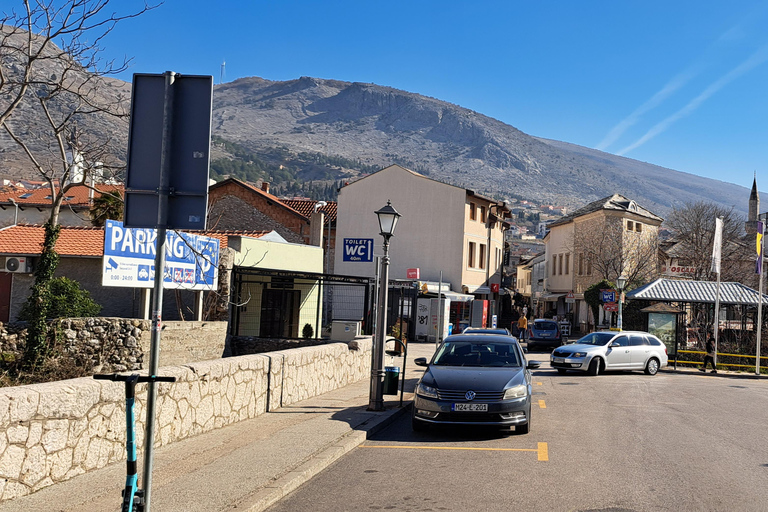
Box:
0 0 156 366
571 215 660 287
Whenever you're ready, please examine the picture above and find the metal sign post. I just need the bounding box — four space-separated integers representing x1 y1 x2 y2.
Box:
123 71 213 512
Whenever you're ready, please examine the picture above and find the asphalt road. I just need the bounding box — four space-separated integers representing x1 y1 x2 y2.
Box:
266 357 768 512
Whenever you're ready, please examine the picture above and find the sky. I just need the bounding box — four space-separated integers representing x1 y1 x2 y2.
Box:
95 0 768 191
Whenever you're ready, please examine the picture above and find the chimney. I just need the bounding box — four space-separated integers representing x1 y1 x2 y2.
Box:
261 181 270 194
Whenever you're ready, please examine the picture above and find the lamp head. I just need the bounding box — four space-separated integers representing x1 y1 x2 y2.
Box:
617 275 628 291
375 200 401 239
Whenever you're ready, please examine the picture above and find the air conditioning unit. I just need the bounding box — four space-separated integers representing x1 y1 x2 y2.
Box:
4 257 32 274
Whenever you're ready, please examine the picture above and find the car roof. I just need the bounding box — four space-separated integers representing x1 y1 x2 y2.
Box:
443 333 519 343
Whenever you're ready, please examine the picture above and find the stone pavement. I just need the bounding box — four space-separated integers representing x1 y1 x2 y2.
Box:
2 342 438 512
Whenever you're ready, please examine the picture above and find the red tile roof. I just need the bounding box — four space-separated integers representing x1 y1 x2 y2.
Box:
0 184 124 208
0 225 269 257
282 199 337 223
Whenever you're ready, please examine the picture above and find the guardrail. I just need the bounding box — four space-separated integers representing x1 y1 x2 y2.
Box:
673 349 768 371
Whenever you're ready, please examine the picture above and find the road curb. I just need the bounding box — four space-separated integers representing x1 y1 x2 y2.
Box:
239 401 412 512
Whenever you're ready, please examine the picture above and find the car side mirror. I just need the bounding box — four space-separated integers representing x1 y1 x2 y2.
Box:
527 361 541 369
414 357 428 367
610 342 621 348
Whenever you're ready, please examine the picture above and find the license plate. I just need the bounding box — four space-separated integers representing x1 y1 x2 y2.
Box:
553 357 564 363
452 403 488 412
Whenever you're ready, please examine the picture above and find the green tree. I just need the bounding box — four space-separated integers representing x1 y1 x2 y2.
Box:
584 279 612 329
19 276 101 322
89 190 124 226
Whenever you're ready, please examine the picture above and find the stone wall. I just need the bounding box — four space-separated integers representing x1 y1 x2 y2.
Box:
0 319 229 373
0 337 373 502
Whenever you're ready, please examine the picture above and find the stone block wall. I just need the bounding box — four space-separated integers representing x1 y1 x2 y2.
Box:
0 337 372 502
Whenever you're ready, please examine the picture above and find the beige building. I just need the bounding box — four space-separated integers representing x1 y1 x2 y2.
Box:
334 165 509 317
543 194 663 332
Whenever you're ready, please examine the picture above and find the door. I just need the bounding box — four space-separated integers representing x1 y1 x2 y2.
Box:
605 335 632 369
0 272 10 322
259 289 299 338
628 334 651 369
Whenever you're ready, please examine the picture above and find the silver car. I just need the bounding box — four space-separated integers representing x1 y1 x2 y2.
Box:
550 331 668 376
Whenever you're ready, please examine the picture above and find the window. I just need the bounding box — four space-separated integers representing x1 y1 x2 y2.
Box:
635 222 643 233
627 221 634 231
578 253 584 276
558 254 563 275
479 206 486 223
479 244 486 269
629 335 650 346
468 241 476 268
587 258 592 276
565 254 569 275
469 203 476 221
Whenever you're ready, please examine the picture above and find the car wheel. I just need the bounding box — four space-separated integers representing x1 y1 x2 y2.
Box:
517 409 530 434
411 413 429 433
644 358 660 375
588 358 602 376
556 368 567 375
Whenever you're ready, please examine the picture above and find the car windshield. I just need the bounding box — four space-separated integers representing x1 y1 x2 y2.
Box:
432 341 521 367
575 332 616 346
533 322 558 331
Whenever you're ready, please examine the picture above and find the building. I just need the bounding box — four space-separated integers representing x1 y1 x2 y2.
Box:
543 194 663 332
333 164 510 330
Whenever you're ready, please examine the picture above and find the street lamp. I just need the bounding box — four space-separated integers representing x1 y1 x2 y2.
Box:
369 200 401 411
617 275 627 330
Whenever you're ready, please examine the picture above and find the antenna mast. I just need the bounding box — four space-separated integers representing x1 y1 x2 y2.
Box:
220 60 226 84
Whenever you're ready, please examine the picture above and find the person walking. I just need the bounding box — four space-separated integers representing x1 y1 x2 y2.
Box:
700 336 717 373
518 313 529 343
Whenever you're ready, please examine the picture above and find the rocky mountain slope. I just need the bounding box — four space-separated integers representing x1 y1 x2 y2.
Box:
1 65 749 218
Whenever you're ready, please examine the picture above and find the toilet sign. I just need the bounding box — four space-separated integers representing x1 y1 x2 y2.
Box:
342 238 374 262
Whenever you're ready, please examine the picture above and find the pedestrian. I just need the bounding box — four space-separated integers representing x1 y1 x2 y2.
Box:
518 313 528 343
700 337 717 373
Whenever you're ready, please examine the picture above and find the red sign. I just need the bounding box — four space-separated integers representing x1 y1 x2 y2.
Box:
603 302 618 312
406 268 420 279
491 283 500 293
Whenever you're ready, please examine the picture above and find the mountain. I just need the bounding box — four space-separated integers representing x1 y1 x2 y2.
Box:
209 76 747 217
0 65 749 218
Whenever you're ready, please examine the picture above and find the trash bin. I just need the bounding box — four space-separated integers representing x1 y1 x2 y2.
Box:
383 366 400 395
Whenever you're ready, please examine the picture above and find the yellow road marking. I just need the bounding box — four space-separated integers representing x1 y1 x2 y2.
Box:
538 399 546 409
360 443 549 461
538 442 548 461
536 382 543 385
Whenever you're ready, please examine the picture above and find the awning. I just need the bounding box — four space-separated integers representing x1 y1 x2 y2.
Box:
539 293 565 302
442 291 475 303
463 285 491 294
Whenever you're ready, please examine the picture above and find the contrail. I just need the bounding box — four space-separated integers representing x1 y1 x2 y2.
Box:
595 67 700 151
617 44 768 156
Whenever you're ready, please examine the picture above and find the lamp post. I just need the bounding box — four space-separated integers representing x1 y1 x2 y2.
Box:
369 200 401 411
617 275 627 330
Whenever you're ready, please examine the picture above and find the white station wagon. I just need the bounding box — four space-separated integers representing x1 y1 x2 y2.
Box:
550 331 668 376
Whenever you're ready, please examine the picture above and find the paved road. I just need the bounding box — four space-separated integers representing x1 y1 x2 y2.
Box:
267 361 768 512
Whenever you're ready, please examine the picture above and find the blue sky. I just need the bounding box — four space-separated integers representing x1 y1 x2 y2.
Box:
101 0 768 191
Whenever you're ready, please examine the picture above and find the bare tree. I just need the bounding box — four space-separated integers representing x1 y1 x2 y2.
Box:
0 0 155 367
571 214 660 287
665 201 751 284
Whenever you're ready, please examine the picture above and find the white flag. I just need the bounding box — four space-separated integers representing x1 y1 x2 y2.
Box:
711 217 723 274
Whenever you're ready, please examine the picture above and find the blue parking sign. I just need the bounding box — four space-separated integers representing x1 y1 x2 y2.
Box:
343 238 374 262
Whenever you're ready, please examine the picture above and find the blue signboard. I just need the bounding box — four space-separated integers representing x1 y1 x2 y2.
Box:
342 238 374 262
600 290 617 303
102 220 219 290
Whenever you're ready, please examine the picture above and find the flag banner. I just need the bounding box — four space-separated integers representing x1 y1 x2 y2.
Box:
711 217 723 274
757 220 765 275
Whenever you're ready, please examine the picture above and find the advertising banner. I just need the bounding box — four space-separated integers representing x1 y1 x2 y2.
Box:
102 220 219 290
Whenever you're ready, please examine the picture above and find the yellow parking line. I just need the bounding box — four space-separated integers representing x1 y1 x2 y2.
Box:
538 442 548 461
536 382 543 385
538 399 546 409
360 443 549 461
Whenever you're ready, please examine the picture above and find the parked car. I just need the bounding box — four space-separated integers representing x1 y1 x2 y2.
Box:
550 331 668 376
526 319 563 350
411 333 541 434
462 327 511 335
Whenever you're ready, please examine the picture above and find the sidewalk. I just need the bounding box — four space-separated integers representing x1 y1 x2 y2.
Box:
3 342 437 512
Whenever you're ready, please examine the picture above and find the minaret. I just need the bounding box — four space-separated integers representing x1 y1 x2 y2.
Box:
746 174 759 235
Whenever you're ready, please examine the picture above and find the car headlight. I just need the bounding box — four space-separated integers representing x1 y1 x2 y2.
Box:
572 352 587 358
416 382 438 399
503 384 527 400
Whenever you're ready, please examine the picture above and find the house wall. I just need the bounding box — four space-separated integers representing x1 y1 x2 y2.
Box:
334 165 468 292
208 181 309 243
0 338 373 503
461 198 506 292
545 222 574 293
0 207 89 229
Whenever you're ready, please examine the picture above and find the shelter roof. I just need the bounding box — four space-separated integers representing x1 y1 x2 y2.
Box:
626 278 768 306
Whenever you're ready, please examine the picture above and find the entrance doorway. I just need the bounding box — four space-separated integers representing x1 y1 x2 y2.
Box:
259 288 299 338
